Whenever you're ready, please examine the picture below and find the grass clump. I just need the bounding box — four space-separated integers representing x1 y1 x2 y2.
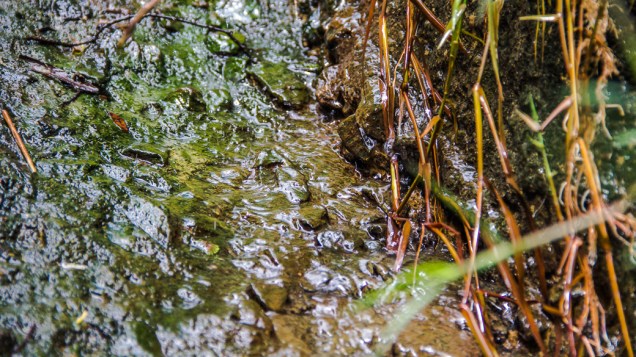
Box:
361 0 636 355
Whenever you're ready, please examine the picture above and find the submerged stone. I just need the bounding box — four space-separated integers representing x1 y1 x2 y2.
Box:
0 330 17 354
231 299 273 332
206 32 241 54
354 85 384 142
124 196 175 248
141 102 164 117
270 315 312 355
142 44 163 67
337 115 389 173
132 168 172 192
189 215 232 238
223 57 248 82
206 88 233 111
298 205 328 230
121 144 168 166
301 8 324 48
276 166 310 204
247 60 309 108
0 0 492 354
247 282 289 312
133 322 163 356
101 164 131 183
256 149 286 168
316 65 344 112
163 87 207 112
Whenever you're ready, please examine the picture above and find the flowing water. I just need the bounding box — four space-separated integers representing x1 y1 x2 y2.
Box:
0 0 479 355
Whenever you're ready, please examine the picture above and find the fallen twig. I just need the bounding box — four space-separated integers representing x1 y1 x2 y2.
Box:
146 14 249 54
117 0 162 48
12 325 36 354
25 16 133 47
19 55 101 95
26 13 249 55
2 109 37 173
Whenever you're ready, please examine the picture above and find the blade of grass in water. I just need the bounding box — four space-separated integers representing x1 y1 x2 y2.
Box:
427 1 466 156
367 185 632 355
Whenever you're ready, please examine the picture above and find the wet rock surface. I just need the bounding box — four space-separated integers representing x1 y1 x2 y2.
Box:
0 0 480 355
247 60 310 108
337 115 389 175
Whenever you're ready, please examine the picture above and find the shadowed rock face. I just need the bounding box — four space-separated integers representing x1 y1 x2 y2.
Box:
320 0 634 216
0 0 482 355
317 1 549 198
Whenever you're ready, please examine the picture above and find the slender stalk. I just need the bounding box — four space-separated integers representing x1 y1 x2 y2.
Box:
2 110 37 173
117 0 162 48
578 140 633 357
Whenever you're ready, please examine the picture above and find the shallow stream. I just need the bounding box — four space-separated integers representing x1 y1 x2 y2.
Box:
0 0 479 355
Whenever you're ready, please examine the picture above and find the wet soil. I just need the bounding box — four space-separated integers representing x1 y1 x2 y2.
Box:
0 0 483 355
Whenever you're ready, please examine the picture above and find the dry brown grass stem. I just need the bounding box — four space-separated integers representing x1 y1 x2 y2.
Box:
2 109 37 173
367 0 633 354
117 0 161 48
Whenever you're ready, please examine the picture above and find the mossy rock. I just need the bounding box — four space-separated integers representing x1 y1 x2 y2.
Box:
355 85 384 142
247 60 309 108
248 282 289 312
298 205 328 230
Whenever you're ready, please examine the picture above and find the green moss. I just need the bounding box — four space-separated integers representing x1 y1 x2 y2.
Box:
247 60 310 108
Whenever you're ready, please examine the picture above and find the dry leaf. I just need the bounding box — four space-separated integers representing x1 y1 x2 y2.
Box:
108 112 129 133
